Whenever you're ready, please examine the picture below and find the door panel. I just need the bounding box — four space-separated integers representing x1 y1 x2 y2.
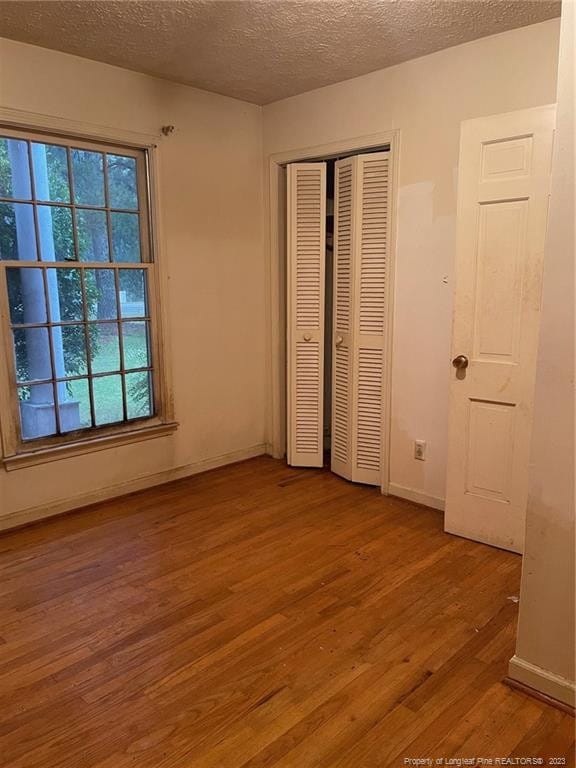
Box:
332 152 390 486
445 106 555 553
331 157 354 479
473 200 526 361
355 345 384 480
287 163 326 467
332 341 351 470
466 399 516 503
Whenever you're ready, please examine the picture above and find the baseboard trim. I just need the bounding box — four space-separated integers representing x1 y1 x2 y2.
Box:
0 443 267 533
504 677 575 716
265 442 284 460
388 482 445 511
508 655 576 710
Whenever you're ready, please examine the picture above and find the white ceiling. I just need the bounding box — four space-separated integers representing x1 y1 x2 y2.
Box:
0 0 561 105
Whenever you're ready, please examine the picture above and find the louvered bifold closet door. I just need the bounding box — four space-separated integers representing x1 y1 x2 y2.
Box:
332 152 390 485
331 158 355 480
353 152 389 485
287 163 327 467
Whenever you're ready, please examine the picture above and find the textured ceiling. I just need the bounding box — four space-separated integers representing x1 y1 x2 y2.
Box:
0 0 561 104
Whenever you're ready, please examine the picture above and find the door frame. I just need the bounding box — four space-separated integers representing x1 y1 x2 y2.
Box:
265 129 400 493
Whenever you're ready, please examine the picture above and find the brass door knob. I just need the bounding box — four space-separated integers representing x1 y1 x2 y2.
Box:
335 335 343 347
452 355 469 370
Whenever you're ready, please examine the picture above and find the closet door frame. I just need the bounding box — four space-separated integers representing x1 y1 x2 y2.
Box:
267 130 400 494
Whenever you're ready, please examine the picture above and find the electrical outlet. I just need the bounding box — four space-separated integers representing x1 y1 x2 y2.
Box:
414 440 426 461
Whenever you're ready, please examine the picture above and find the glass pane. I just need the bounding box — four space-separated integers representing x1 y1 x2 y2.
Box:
91 323 120 374
126 371 152 419
18 383 57 439
49 267 83 321
85 268 117 320
6 267 47 324
71 149 105 206
107 155 138 210
31 143 70 203
0 202 37 261
93 374 123 426
38 205 75 261
122 321 150 370
77 209 109 262
57 325 87 377
58 378 91 432
111 212 141 263
13 327 52 383
0 138 31 199
119 269 147 317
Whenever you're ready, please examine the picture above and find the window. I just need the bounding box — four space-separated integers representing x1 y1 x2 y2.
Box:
0 127 172 464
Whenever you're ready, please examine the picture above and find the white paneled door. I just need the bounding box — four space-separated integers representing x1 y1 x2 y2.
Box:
332 152 390 486
287 163 326 467
445 106 555 553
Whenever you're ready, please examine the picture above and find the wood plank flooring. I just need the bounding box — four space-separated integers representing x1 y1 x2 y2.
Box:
0 456 573 767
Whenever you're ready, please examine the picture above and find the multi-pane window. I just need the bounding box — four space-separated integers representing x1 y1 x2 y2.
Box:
0 129 159 449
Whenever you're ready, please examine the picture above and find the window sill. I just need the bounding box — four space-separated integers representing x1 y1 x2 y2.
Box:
2 421 179 471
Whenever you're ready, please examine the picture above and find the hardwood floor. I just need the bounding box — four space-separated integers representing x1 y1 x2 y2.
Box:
0 456 573 767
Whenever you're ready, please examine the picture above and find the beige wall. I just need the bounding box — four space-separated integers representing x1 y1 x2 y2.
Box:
510 3 575 707
0 38 266 525
263 20 560 506
0 20 563 525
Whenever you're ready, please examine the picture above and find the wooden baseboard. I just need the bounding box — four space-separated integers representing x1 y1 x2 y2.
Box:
0 443 267 533
388 482 445 511
507 655 575 712
504 677 575 716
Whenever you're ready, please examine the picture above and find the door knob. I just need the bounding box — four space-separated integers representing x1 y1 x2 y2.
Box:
452 354 469 370
335 335 343 347
303 333 312 342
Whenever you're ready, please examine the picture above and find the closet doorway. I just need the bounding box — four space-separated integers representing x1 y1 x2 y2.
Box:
268 132 397 491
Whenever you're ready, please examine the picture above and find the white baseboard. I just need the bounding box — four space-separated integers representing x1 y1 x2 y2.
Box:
387 482 445 511
508 655 576 708
0 443 267 533
265 442 284 459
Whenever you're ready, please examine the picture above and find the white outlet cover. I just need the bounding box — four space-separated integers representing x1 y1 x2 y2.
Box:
414 440 426 460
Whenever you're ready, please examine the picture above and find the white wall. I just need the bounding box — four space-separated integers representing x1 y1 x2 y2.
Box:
0 38 266 525
263 20 560 506
509 3 575 708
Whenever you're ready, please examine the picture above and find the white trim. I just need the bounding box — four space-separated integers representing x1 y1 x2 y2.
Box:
268 131 400 166
146 139 175 422
0 443 266 532
3 422 178 471
265 129 400 494
0 106 161 148
508 655 576 708
388 482 446 511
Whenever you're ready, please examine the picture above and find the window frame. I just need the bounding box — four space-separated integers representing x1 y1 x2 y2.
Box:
0 123 176 469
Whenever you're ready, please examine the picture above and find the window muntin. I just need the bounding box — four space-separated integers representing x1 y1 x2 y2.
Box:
0 130 158 448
